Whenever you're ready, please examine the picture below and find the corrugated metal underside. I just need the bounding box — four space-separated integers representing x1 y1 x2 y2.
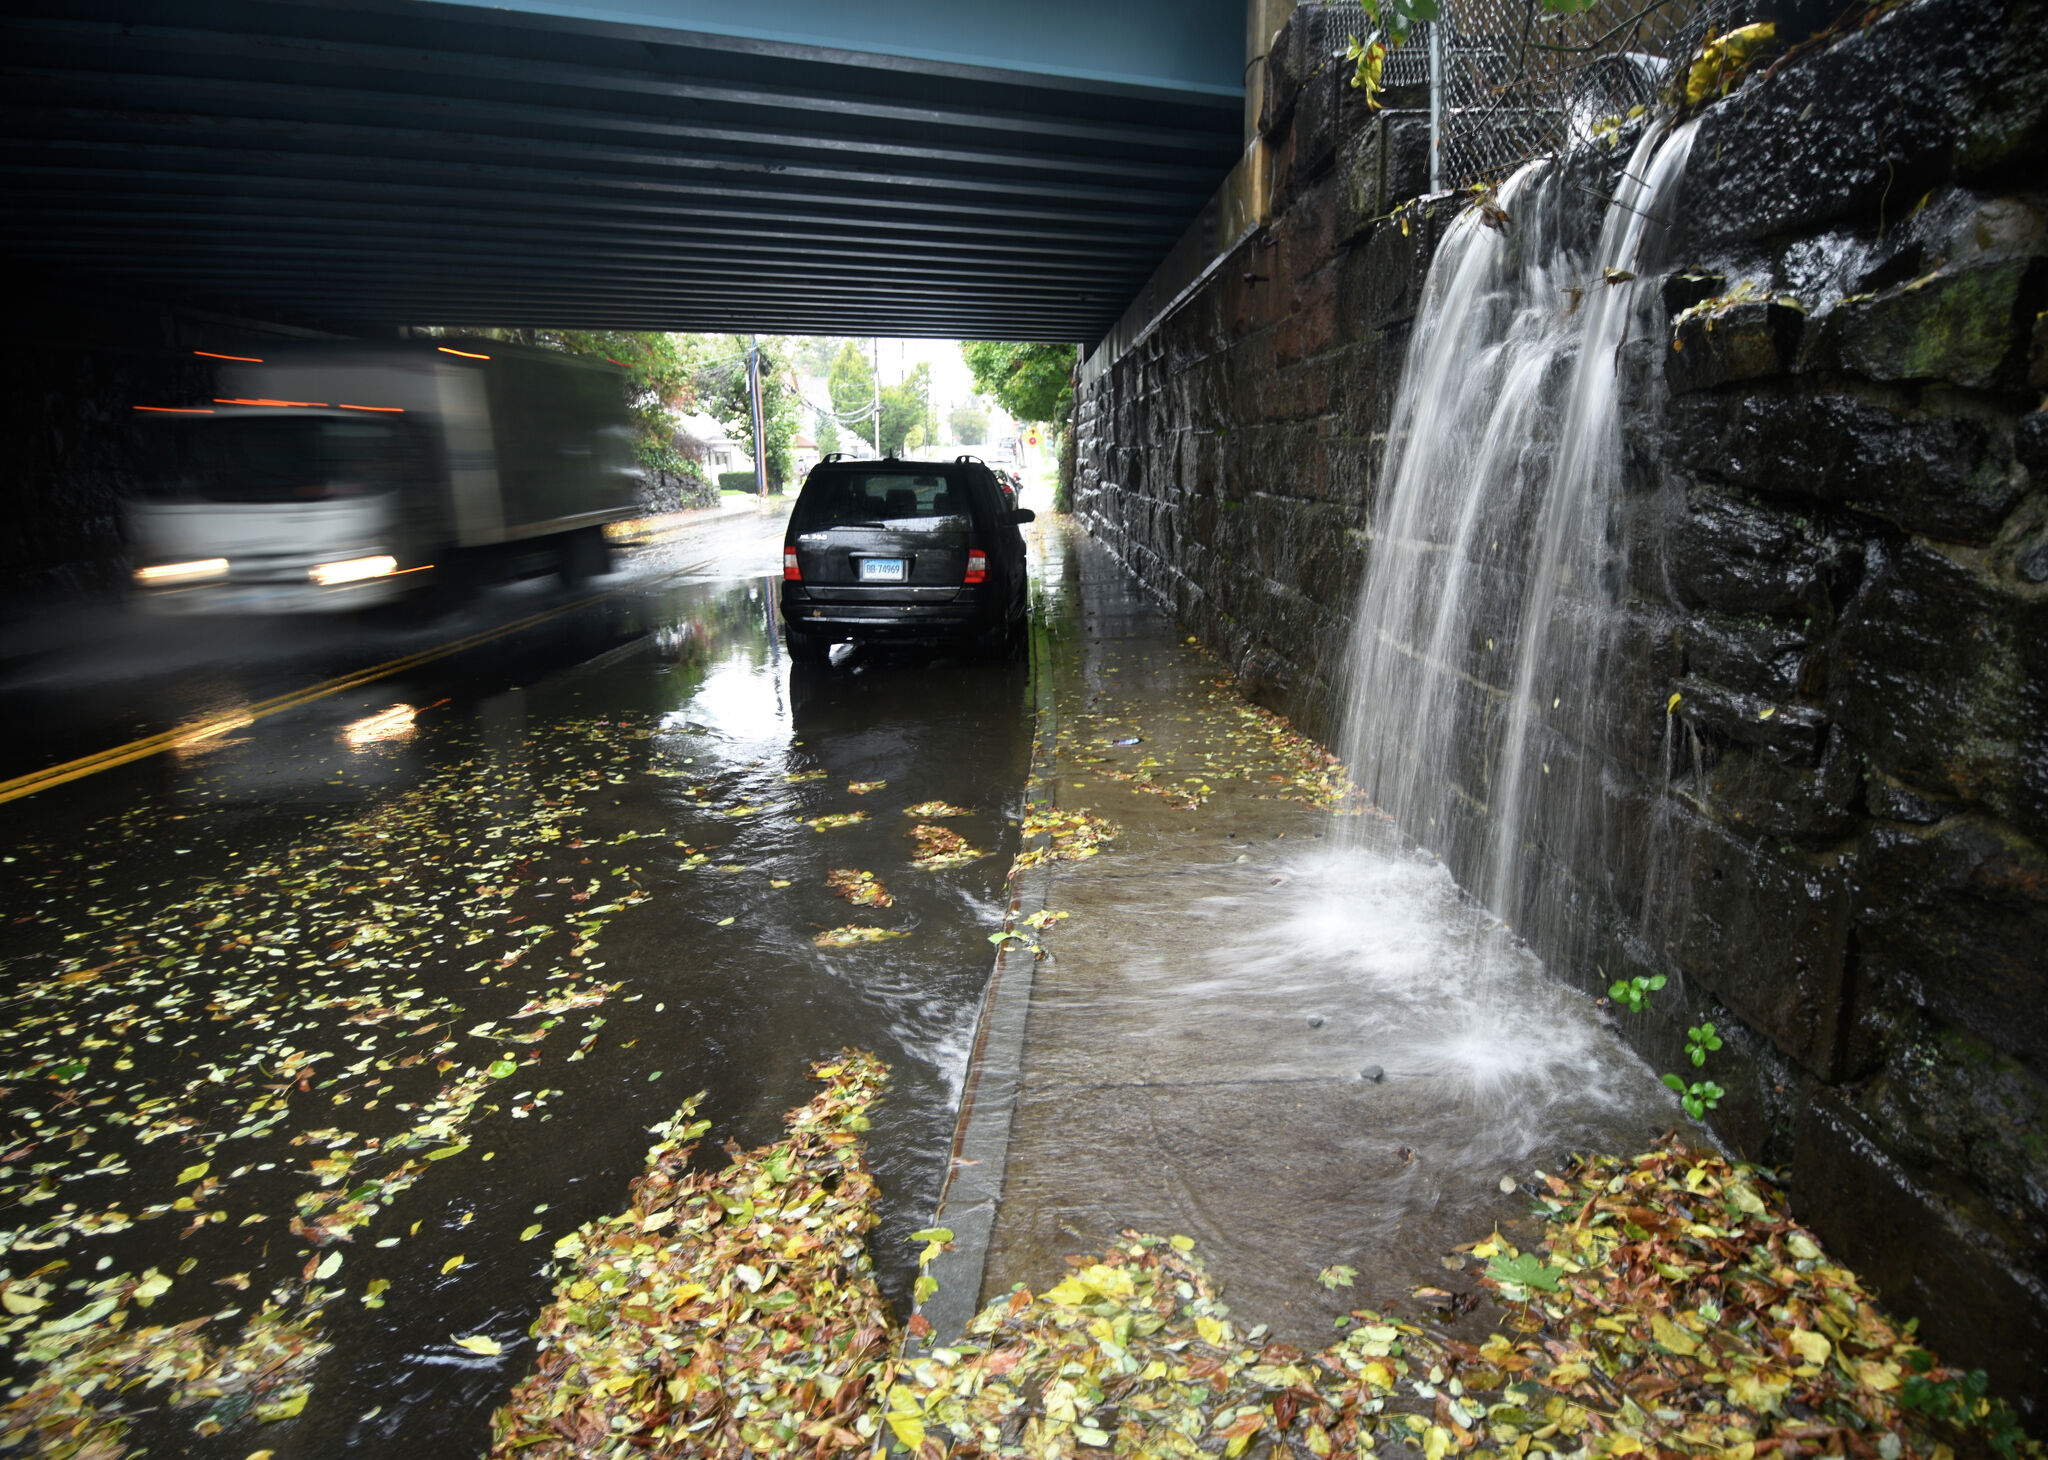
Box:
1 0 1244 341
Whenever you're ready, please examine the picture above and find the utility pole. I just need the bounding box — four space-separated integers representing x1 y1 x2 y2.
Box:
747 334 768 498
870 337 881 457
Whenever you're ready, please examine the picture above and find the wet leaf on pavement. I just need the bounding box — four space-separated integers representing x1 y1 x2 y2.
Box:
825 869 893 908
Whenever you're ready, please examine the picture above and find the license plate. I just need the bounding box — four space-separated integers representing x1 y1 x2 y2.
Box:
859 558 906 582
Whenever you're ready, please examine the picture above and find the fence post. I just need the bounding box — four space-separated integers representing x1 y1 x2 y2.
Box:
1428 19 1444 192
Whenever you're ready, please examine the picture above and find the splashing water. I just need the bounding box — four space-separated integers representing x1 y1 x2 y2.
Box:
1337 119 1700 964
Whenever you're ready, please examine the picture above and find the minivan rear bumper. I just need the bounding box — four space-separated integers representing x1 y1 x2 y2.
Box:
780 583 997 641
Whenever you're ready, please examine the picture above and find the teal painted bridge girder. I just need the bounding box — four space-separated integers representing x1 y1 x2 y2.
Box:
1 0 1248 341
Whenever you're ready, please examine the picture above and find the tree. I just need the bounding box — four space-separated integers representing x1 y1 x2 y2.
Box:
791 336 853 376
681 335 803 491
878 364 930 457
813 411 841 456
948 396 990 446
960 342 1076 427
826 341 878 450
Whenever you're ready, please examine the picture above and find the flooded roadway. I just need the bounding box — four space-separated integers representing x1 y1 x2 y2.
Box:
0 503 1032 1457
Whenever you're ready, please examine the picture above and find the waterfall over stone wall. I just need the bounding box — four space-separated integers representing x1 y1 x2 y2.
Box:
1338 120 1698 974
1071 0 2047 1408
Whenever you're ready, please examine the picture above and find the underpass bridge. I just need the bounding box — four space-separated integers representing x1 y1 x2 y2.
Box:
2 0 1273 342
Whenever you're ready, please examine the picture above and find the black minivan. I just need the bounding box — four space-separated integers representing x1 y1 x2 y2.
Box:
778 455 1033 663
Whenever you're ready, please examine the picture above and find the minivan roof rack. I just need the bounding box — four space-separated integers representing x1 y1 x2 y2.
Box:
954 454 984 465
819 452 848 463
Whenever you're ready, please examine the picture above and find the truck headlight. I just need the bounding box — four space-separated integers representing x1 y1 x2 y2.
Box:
308 555 398 586
134 558 228 585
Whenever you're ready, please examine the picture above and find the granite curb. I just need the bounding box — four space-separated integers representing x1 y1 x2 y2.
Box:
905 612 1062 1351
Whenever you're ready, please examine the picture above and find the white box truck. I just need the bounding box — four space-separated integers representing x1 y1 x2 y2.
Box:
125 338 641 612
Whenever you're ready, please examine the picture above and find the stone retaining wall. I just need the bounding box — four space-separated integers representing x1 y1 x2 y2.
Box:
1073 0 2047 1409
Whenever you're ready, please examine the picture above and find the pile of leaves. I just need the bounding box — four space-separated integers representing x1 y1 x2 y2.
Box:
1453 1141 2041 1460
888 1231 1452 1458
911 824 987 870
827 869 893 908
488 1053 897 1459
904 802 973 819
887 1140 2039 1460
1011 807 1118 871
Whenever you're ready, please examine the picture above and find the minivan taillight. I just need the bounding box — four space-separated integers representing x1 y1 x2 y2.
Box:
783 548 801 581
964 549 988 584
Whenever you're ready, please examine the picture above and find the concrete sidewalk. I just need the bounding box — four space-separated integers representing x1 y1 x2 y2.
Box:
921 518 1675 1349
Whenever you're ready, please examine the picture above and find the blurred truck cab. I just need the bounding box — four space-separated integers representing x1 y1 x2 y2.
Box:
126 339 640 612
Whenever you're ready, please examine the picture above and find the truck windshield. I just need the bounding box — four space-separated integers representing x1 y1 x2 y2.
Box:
136 416 428 503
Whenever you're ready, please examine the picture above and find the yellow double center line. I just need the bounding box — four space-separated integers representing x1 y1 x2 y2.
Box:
0 558 720 807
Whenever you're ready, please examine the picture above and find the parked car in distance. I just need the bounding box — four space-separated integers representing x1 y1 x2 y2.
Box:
779 454 1033 664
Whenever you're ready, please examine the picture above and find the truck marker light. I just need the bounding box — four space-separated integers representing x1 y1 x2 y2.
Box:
437 346 491 360
309 555 399 586
193 350 263 362
134 559 228 584
132 406 214 414
783 548 801 581
214 397 329 408
964 549 988 584
339 403 405 412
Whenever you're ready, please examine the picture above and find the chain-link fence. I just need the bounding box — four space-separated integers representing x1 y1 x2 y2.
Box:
1323 0 1735 190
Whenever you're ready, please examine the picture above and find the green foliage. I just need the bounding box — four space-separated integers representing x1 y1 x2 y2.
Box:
717 471 757 493
1484 1251 1560 1292
1608 973 1665 1013
960 342 1076 427
949 396 990 446
1685 1022 1725 1067
790 336 852 376
1661 1074 1725 1121
1899 1352 2031 1460
813 413 841 456
680 336 803 491
878 365 930 457
827 342 878 449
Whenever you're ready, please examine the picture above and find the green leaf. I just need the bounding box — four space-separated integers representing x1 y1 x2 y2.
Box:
1485 1252 1560 1291
1662 1072 1687 1093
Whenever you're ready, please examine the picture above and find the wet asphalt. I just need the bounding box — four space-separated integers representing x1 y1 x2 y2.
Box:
0 499 1032 1457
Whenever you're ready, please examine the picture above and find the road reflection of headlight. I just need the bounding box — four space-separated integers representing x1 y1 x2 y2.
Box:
342 703 416 746
308 554 398 586
135 558 229 585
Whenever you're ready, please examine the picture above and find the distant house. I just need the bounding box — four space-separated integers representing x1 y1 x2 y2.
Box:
673 410 750 476
791 431 820 479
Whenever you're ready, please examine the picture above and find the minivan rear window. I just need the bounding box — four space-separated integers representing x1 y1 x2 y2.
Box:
793 472 970 530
